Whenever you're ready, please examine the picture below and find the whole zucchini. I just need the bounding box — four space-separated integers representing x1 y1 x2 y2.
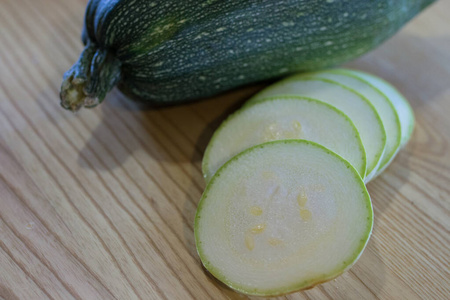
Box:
60 0 434 111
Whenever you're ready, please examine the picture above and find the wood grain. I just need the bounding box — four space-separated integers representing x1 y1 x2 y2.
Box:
0 0 449 299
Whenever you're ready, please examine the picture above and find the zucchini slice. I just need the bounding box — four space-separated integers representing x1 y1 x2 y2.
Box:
195 140 373 296
249 77 386 182
307 69 402 178
202 97 366 181
346 71 415 148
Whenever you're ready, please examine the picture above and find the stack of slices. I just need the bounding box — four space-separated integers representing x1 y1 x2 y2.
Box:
195 69 414 296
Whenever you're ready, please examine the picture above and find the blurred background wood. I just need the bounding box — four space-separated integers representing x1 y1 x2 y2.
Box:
0 0 448 299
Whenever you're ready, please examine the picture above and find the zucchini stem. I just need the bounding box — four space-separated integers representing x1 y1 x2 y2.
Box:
60 42 122 112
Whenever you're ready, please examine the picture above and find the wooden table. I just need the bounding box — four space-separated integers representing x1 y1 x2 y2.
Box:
0 0 448 299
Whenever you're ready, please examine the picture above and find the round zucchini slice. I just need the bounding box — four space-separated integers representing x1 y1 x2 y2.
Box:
202 96 366 181
249 77 386 182
195 140 373 296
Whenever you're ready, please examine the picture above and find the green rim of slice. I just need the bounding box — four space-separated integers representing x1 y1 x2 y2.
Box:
305 69 402 178
346 70 415 147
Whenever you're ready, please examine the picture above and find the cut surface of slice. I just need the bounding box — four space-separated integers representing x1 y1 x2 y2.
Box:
307 69 402 177
202 97 366 181
347 71 415 148
195 140 373 296
249 77 386 182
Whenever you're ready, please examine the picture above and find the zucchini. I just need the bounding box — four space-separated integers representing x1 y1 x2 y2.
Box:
195 140 373 296
60 0 435 111
202 96 367 181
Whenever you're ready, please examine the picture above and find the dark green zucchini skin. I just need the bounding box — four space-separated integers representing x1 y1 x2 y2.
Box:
60 0 434 111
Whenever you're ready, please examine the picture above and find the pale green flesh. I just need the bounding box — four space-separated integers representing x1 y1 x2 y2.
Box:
203 97 366 182
195 140 373 296
307 69 402 178
348 71 415 148
249 77 386 182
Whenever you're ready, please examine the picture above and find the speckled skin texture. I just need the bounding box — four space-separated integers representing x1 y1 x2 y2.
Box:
77 0 433 105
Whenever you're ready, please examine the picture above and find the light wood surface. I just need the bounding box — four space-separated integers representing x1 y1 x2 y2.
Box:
0 0 449 299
